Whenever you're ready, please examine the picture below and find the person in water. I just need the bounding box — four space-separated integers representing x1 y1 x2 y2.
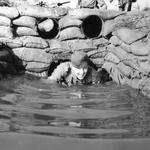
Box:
47 51 110 86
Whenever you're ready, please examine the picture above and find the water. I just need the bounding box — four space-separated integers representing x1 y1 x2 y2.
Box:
0 74 150 140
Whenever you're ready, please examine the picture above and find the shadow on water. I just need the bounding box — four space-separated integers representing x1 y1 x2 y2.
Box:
0 75 150 139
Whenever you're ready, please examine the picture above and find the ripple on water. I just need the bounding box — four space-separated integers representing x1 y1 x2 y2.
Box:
0 75 149 139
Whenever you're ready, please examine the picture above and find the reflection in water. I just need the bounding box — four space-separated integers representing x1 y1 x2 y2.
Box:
0 75 150 139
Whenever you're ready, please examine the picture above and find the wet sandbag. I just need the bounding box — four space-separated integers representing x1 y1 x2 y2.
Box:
139 77 150 97
102 62 127 84
13 16 37 28
0 16 11 26
113 28 146 44
102 20 115 36
46 40 70 53
0 38 23 48
38 18 54 33
130 41 150 56
20 36 48 49
12 47 53 64
64 39 96 52
16 27 38 36
0 61 17 74
0 26 13 38
17 5 67 19
117 62 134 78
58 27 85 41
59 15 82 30
126 78 141 89
68 8 125 20
104 52 120 64
123 59 146 75
26 62 50 73
0 48 13 63
0 7 19 19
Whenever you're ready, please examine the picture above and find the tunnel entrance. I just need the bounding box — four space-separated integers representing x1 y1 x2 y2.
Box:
81 15 103 38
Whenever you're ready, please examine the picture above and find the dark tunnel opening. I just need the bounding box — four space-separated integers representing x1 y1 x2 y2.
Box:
81 15 103 38
37 18 59 39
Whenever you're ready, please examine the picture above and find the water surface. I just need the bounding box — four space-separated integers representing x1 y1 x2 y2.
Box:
0 75 150 139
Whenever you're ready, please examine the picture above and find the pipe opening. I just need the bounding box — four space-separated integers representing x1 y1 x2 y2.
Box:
37 18 59 39
81 15 103 38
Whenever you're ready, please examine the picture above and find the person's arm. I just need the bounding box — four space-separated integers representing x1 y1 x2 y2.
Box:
48 62 70 83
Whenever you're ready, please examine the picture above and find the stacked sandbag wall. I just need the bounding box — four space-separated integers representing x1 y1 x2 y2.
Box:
102 11 150 99
0 6 124 77
1 5 150 98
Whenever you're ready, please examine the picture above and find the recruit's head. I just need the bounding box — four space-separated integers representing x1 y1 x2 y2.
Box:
70 51 89 80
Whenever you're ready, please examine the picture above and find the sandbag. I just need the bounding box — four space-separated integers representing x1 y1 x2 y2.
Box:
109 36 131 53
20 36 48 49
0 61 17 74
91 58 104 68
46 40 70 53
68 8 101 19
12 47 53 64
117 62 133 78
54 7 68 18
0 26 13 38
109 45 128 61
130 41 150 56
138 61 150 73
64 39 96 52
102 62 127 84
122 59 146 75
139 77 150 97
38 18 54 33
89 51 107 58
102 20 115 36
68 8 125 20
128 53 148 62
87 47 107 58
79 0 96 8
0 38 23 48
16 27 38 36
58 27 85 41
104 52 120 64
0 7 19 19
113 28 146 44
13 16 37 28
126 78 141 89
17 5 67 19
109 36 122 46
0 16 11 26
59 16 82 29
93 38 109 47
26 62 50 73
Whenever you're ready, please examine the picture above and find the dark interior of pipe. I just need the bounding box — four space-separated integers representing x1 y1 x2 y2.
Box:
81 15 103 38
37 18 59 39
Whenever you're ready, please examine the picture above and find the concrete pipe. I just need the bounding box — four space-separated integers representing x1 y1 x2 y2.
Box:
37 18 59 39
81 15 103 38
